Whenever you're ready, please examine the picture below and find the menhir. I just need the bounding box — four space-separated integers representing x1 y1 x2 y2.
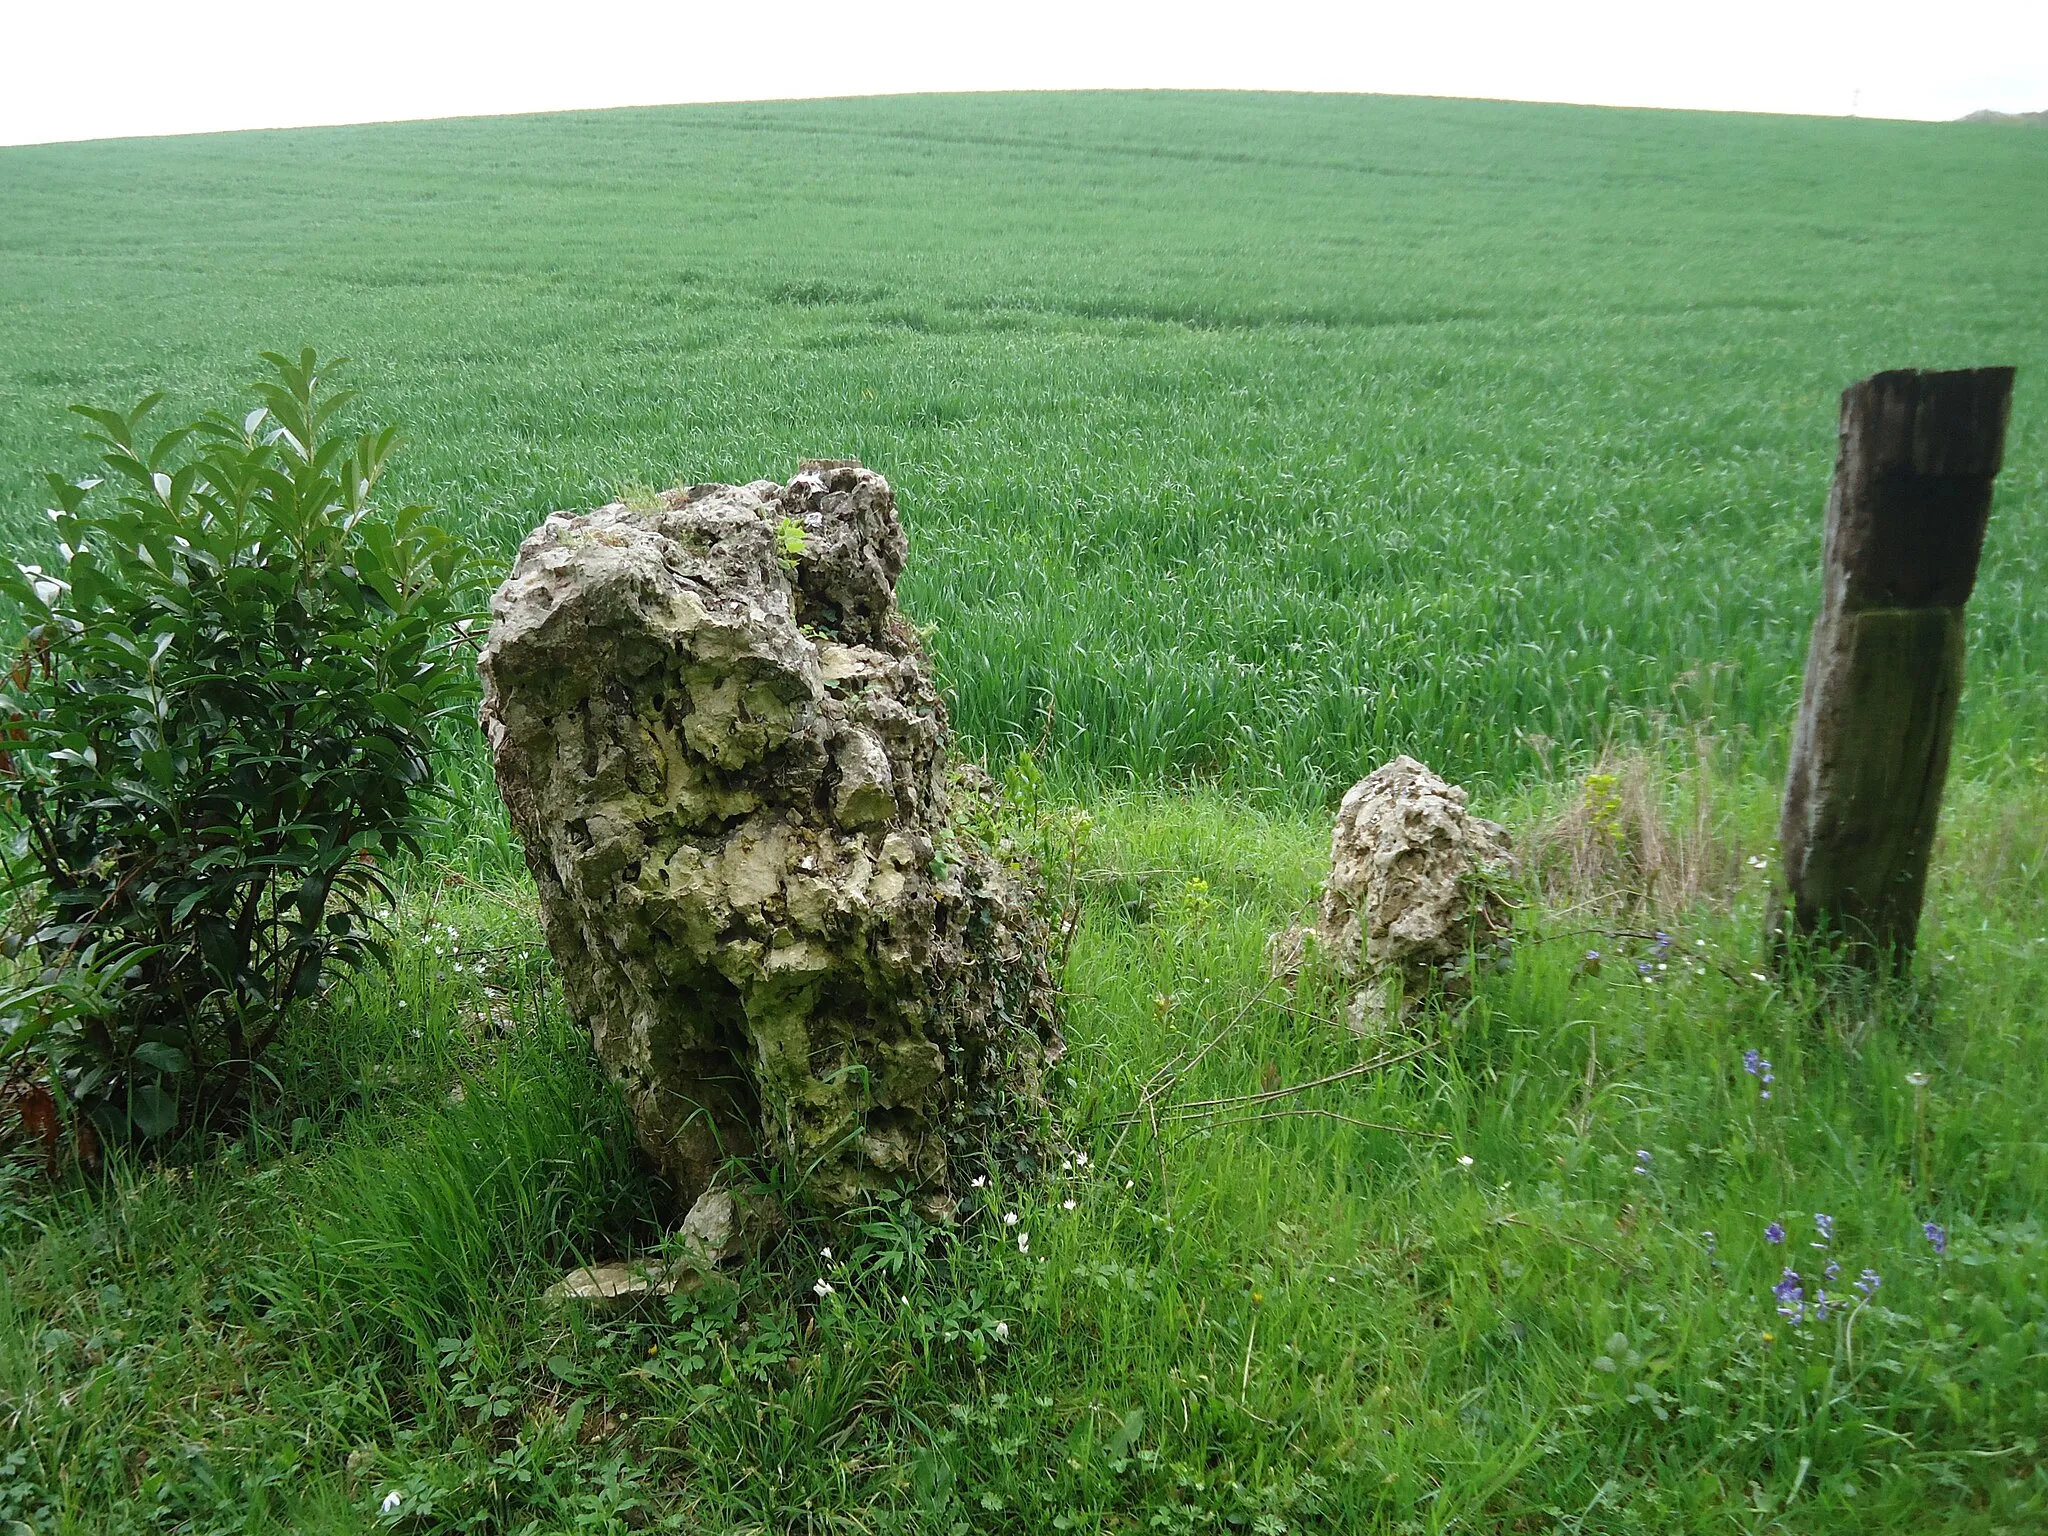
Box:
478 463 1061 1214
1315 756 1515 1031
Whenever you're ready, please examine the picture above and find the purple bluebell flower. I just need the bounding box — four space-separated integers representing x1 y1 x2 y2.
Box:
1824 1260 1840 1282
1744 1049 1761 1075
1655 932 1672 952
1634 1149 1652 1175
1923 1222 1947 1256
1854 1269 1881 1299
1702 1230 1717 1257
1813 1212 1834 1246
1636 960 1654 978
1813 1289 1831 1321
1774 1268 1805 1325
1765 1222 1785 1245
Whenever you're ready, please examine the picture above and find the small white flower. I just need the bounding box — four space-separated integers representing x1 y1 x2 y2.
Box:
993 1319 1010 1340
1003 1210 1019 1226
1061 1158 1072 1171
1905 1071 1930 1087
1125 1179 1135 1189
970 1175 986 1188
820 1246 832 1260
1016 1231 1030 1254
813 1278 835 1298
1062 1199 1076 1211
380 1490 404 1515
1074 1152 1089 1166
1750 971 1770 983
1457 1155 1474 1168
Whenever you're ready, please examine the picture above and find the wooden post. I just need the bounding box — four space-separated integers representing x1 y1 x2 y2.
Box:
1776 366 2015 970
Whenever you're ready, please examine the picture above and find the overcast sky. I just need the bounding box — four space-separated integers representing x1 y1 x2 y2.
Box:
4 0 2046 148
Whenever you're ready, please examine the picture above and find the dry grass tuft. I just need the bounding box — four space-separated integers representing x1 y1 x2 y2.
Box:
1527 735 1745 918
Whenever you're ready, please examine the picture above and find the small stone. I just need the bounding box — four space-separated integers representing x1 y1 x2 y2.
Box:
544 1260 686 1309
1315 756 1515 1030
675 1186 784 1269
678 1189 738 1262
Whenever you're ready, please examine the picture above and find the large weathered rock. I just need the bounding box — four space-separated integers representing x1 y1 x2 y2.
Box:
1316 756 1515 1030
478 462 1060 1214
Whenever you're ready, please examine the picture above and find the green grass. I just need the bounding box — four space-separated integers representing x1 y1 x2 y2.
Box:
3 92 2047 1533
4 774 2045 1532
2 92 2045 803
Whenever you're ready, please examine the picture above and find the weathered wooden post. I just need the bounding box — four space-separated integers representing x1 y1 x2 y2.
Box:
1775 366 2015 970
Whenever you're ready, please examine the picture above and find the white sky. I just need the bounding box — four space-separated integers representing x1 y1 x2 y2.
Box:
3 0 2046 148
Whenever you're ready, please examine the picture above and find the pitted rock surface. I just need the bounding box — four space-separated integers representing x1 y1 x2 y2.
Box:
479 463 1060 1212
1316 756 1515 1030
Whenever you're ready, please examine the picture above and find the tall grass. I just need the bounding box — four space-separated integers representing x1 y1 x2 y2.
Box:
4 776 2044 1532
2 93 2043 804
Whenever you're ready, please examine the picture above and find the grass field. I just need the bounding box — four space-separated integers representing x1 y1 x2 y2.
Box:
2 93 2046 1534
3 91 2045 804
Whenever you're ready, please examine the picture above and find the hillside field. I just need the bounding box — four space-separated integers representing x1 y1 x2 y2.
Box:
3 91 2045 806
1 93 2046 1534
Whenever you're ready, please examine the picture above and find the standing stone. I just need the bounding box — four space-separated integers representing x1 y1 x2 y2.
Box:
1316 756 1515 1030
478 463 1061 1214
1776 367 2015 970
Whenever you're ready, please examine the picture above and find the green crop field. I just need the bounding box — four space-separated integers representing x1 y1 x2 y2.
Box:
4 91 2045 805
1 93 2045 1534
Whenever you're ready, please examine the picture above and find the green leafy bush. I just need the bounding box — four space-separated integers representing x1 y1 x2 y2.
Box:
0 350 469 1138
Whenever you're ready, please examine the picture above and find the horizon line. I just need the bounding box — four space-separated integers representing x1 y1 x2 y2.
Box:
2 84 2019 153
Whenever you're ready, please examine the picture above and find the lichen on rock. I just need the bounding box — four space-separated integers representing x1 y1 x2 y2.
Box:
478 462 1061 1215
1315 755 1516 1031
